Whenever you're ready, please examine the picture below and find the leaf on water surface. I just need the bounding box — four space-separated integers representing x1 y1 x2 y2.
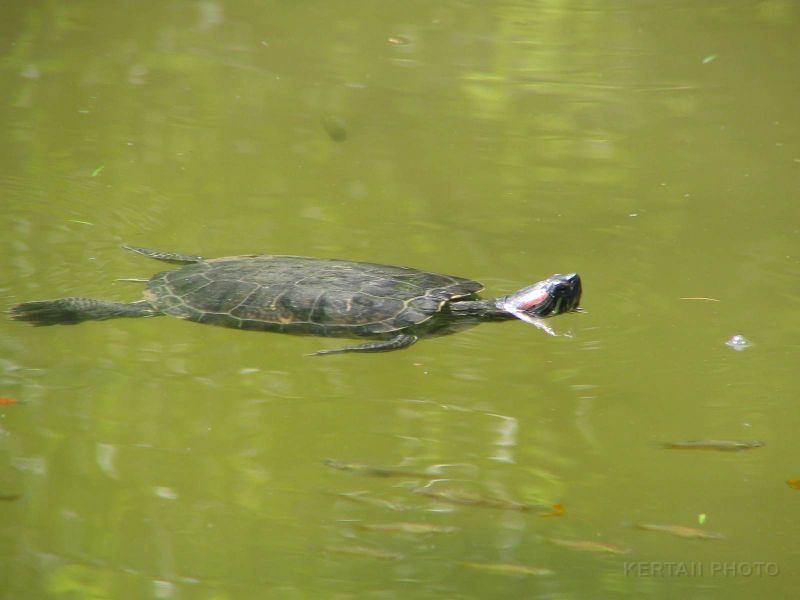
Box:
702 55 718 64
540 503 565 517
91 165 105 177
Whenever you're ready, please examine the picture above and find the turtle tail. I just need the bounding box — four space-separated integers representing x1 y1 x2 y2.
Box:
9 298 157 326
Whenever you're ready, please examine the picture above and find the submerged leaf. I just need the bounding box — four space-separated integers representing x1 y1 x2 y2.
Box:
461 562 553 577
549 538 630 555
636 523 724 540
662 439 764 451
414 487 547 512
355 522 459 535
324 459 438 479
325 545 403 560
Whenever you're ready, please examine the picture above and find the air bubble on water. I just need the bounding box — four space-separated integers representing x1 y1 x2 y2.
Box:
725 335 751 351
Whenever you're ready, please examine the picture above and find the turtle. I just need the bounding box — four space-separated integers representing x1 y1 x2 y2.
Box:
9 245 582 355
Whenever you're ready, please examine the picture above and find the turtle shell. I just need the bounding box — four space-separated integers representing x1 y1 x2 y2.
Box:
144 256 483 336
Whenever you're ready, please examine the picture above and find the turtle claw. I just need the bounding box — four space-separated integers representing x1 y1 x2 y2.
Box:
510 310 559 336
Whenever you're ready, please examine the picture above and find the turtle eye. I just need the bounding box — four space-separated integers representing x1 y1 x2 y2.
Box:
552 282 570 296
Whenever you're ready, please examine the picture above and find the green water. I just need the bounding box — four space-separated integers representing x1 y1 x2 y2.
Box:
1 1 799 598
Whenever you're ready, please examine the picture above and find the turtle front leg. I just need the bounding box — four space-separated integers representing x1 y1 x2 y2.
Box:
311 334 418 356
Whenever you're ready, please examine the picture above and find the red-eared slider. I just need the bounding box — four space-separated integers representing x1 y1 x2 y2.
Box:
10 246 582 355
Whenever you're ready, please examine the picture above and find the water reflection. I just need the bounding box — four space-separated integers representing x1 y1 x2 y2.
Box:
2 0 799 598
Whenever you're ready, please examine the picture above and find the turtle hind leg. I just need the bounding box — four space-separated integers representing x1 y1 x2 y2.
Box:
122 245 204 264
311 334 418 356
9 298 158 326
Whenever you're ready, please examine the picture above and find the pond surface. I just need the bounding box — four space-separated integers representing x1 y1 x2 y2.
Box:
1 1 799 598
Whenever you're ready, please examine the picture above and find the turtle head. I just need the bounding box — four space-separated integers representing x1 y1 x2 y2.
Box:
498 273 582 322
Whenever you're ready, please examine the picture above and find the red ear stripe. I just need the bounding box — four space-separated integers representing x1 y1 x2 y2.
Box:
519 290 549 310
